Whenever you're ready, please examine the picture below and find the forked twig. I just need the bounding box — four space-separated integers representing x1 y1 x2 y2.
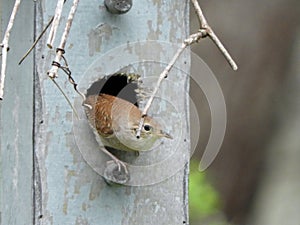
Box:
47 0 86 114
0 0 23 100
48 0 79 79
136 0 238 137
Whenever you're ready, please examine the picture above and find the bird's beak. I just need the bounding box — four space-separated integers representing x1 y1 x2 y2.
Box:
160 130 173 139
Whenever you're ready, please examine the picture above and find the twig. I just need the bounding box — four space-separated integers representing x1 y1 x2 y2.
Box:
20 0 66 64
47 0 86 114
49 54 85 118
136 31 207 138
47 0 65 49
19 16 54 65
59 54 86 104
207 28 238 70
191 0 208 29
136 0 238 136
48 0 79 79
191 0 238 70
0 0 22 100
50 77 79 118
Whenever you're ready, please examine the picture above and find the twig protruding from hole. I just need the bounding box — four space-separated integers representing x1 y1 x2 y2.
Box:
136 0 238 136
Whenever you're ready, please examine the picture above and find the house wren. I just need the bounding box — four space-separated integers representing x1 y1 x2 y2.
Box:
84 93 172 172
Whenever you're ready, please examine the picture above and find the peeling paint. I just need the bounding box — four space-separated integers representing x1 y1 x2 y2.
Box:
33 0 190 224
89 178 103 201
147 20 162 40
88 23 117 56
75 215 90 225
82 202 88 211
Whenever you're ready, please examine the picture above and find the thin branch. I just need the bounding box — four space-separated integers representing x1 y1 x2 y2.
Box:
207 28 238 70
48 0 79 79
140 31 207 120
191 0 238 70
47 0 86 114
136 42 187 138
47 0 65 49
136 0 238 136
136 31 208 138
60 54 86 104
50 77 79 118
20 0 66 64
47 49 63 79
0 0 22 100
19 16 54 65
191 0 208 28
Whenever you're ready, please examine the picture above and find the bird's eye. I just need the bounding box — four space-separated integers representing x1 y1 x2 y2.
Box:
143 124 152 132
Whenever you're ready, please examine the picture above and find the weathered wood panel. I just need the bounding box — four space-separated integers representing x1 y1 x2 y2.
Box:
0 1 34 224
2 1 190 224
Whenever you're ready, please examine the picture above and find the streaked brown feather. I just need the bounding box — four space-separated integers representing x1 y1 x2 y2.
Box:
84 94 141 137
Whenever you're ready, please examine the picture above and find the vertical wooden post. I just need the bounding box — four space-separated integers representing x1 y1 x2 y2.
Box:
1 0 190 224
0 1 34 224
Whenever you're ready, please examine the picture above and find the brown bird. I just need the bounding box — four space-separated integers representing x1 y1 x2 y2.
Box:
84 93 172 172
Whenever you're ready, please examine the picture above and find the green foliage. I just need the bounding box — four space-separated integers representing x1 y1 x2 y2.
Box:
189 160 221 220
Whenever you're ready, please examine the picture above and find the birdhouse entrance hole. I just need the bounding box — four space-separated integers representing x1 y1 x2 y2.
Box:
85 72 141 107
83 72 143 183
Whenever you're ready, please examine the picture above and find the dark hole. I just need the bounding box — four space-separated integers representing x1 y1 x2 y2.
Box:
86 73 139 107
